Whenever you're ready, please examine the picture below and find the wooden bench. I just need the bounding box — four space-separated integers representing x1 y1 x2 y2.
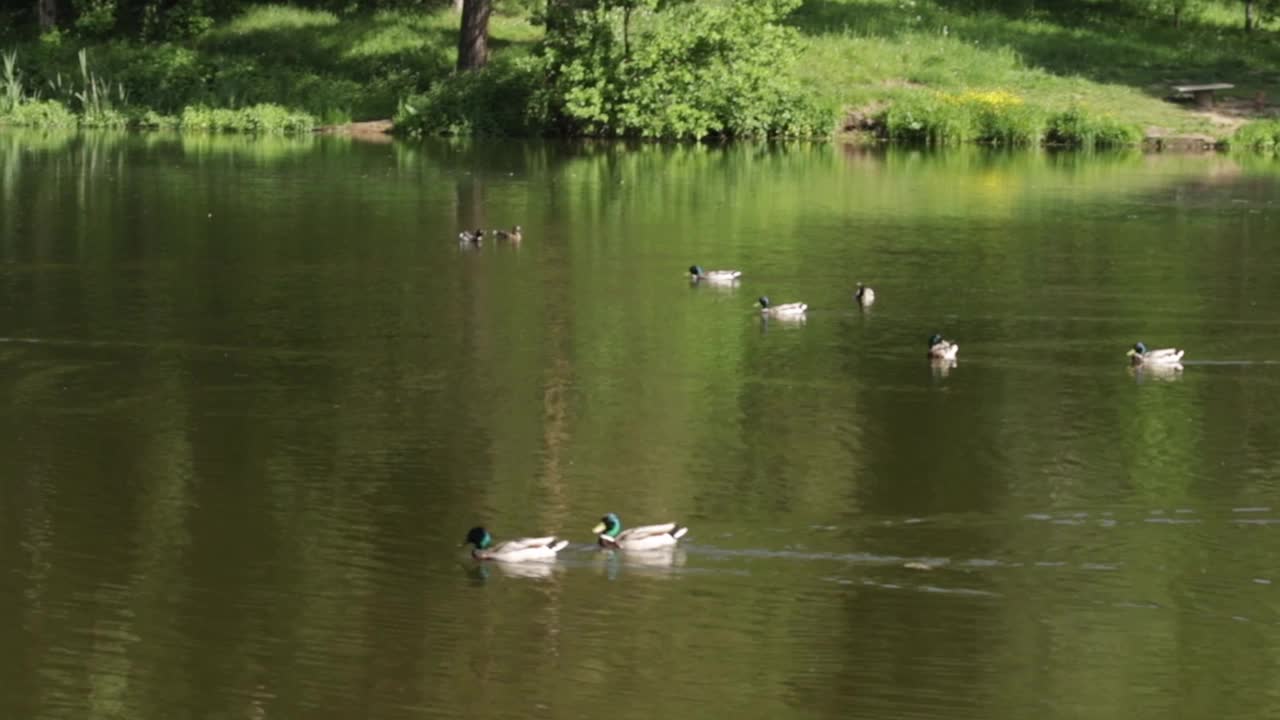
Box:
1171 83 1234 108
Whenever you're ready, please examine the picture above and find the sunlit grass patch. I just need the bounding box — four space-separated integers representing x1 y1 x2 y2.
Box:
217 4 339 35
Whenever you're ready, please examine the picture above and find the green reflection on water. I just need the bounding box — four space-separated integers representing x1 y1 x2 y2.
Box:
3 131 1280 720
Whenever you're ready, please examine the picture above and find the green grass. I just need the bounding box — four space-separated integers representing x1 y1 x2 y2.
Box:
5 4 542 125
790 0 1280 140
3 0 1280 142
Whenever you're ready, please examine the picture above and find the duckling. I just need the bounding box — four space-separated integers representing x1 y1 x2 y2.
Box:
458 229 484 244
1127 341 1184 367
462 527 568 562
493 225 522 242
758 296 807 318
592 513 688 551
854 282 875 307
928 333 959 360
690 265 743 283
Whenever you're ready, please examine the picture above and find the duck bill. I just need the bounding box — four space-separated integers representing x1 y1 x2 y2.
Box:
1125 349 1137 358
591 522 606 534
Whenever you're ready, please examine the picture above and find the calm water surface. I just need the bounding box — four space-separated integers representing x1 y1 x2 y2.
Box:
3 131 1280 719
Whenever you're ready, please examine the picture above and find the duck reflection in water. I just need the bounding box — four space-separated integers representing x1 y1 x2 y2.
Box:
596 546 688 580
930 357 957 378
465 560 562 583
1129 363 1183 383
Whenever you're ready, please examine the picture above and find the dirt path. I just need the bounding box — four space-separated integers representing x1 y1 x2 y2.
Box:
1145 96 1277 149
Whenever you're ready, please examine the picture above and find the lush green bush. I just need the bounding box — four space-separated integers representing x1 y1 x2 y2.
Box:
1044 107 1142 148
179 103 316 133
541 0 831 139
1231 120 1280 150
394 58 546 137
0 99 78 126
615 1 830 138
880 93 976 145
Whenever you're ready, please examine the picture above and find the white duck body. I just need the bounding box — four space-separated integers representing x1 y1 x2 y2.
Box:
593 514 688 551
928 334 959 361
1127 342 1184 367
690 265 743 284
464 527 569 562
758 296 807 318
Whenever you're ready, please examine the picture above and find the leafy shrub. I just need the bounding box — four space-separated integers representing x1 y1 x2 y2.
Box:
0 99 78 126
880 93 975 145
1231 120 1280 150
109 44 210 113
616 2 830 138
394 58 546 136
541 0 830 139
1044 107 1141 148
955 90 1044 146
179 103 316 133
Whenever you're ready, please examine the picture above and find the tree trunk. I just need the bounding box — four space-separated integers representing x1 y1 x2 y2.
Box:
457 0 491 71
623 4 632 60
453 0 463 11
36 0 57 31
1244 0 1254 31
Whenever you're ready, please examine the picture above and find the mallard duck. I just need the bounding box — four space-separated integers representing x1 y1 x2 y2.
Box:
690 265 742 283
854 282 875 307
1127 341 1184 367
493 225 522 242
928 333 959 360
592 513 688 550
458 229 484 244
758 296 807 318
462 527 568 562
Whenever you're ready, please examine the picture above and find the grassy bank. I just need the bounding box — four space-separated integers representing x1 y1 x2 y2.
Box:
791 0 1280 142
1 5 540 132
2 1 1279 145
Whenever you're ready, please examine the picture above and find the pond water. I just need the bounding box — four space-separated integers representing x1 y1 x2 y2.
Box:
3 130 1280 719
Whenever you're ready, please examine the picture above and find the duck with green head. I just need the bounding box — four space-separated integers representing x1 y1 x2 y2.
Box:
928 333 959 360
758 296 807 318
1127 341 1184 367
458 228 484 244
462 526 569 562
592 513 688 550
690 265 742 284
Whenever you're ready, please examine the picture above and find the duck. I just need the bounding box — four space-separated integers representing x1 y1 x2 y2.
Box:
462 526 569 562
592 513 688 551
928 333 959 360
854 282 875 307
458 229 484 244
1127 341 1184 367
690 265 742 283
493 225 523 242
758 296 807 318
